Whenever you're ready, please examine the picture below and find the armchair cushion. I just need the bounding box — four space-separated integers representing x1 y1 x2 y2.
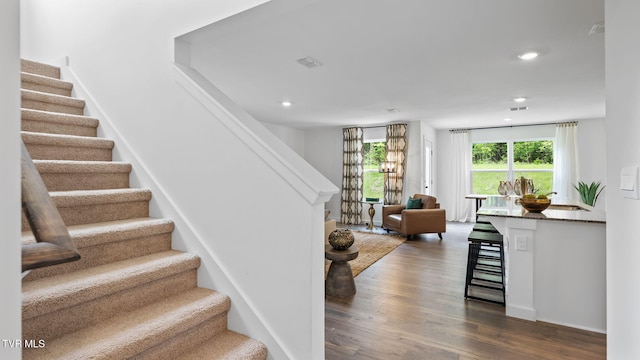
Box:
406 197 422 209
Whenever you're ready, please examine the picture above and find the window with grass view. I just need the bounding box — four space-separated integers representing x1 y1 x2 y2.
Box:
363 141 386 200
472 140 553 195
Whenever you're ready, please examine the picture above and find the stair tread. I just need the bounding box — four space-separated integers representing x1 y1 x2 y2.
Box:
22 217 174 248
21 88 85 108
47 188 152 207
21 72 73 90
23 250 200 320
23 288 230 360
33 159 132 173
181 330 267 360
21 131 114 148
21 59 60 79
22 108 99 127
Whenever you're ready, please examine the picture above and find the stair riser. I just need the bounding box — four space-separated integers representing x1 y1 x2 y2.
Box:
135 314 229 360
22 118 97 137
23 270 199 342
21 60 60 79
25 233 172 281
24 143 112 161
22 82 72 97
22 99 84 116
22 200 150 231
39 172 130 192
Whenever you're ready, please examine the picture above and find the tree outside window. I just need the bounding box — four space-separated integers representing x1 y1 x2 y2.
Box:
472 140 553 195
363 141 386 199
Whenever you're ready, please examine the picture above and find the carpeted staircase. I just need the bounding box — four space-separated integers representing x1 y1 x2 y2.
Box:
20 59 267 360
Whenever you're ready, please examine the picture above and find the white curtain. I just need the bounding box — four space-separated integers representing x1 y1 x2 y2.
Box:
553 122 579 202
448 130 472 222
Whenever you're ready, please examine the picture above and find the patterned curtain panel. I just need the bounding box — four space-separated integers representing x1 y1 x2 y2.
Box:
341 127 364 224
385 124 408 205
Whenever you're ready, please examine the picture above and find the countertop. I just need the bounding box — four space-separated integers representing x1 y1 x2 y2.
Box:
476 195 606 224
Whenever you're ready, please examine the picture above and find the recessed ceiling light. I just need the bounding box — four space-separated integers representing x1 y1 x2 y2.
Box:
296 56 323 69
518 52 539 60
513 97 527 103
504 118 512 122
281 101 292 107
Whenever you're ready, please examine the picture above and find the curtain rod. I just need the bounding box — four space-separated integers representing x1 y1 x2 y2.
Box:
450 121 577 132
362 121 408 129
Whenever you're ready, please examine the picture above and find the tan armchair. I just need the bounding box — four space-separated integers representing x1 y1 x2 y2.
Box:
382 194 446 239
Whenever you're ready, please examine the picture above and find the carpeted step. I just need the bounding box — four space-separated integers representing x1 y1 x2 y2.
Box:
178 330 268 360
21 188 152 232
21 72 73 97
22 89 85 115
22 131 113 161
22 109 99 137
22 251 204 343
23 287 230 360
34 160 131 191
22 218 174 281
21 59 60 79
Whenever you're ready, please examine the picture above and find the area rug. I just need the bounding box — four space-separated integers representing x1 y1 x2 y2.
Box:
325 231 406 278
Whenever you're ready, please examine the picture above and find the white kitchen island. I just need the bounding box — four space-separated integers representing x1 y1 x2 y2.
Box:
477 196 606 333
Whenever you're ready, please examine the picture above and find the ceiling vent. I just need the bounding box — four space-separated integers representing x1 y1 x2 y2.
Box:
510 106 529 112
589 22 605 36
296 56 323 69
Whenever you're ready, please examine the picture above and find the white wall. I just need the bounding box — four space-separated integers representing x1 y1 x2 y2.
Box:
421 120 438 196
606 0 640 357
263 122 306 156
21 1 338 359
303 126 343 220
436 119 607 217
577 118 607 210
0 0 22 358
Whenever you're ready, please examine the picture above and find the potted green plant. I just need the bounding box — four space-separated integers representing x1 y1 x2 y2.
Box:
574 181 605 206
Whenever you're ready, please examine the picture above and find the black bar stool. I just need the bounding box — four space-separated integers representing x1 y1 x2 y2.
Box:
473 222 499 233
465 230 505 305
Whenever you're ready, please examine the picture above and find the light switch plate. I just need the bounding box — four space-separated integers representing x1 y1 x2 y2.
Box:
621 166 639 199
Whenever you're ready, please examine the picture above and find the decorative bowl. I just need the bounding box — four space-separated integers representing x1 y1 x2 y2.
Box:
328 228 355 250
519 198 551 213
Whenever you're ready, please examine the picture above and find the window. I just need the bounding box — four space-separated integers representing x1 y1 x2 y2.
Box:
472 140 553 195
363 141 386 199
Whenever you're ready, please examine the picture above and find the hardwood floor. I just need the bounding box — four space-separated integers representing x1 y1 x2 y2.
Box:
325 222 606 360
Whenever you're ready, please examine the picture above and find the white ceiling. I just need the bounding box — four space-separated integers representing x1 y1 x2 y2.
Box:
181 0 605 130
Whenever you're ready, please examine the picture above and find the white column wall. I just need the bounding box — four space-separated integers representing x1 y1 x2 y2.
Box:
606 0 640 357
0 0 22 358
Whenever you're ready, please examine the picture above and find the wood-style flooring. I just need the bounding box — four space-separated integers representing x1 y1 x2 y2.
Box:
325 222 606 360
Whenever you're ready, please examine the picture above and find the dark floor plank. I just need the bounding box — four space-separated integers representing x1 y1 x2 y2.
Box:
326 222 606 360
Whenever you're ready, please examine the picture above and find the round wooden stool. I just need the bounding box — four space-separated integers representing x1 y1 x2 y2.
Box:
325 245 359 297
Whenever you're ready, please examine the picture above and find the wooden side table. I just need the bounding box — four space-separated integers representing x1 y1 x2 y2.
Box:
325 245 359 297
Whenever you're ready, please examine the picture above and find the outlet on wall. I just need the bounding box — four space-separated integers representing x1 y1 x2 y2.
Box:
515 235 528 251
